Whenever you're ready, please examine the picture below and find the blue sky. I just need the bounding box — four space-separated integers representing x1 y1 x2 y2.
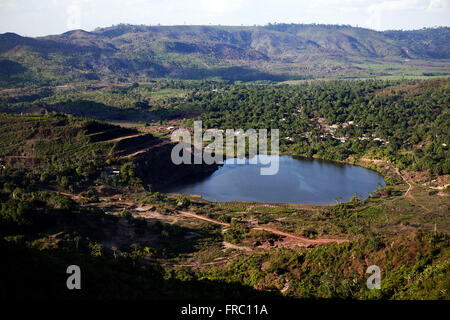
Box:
0 0 449 36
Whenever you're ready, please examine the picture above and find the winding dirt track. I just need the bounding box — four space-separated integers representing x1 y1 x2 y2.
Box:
178 211 348 246
105 133 146 143
394 168 433 213
395 167 413 197
179 211 230 226
252 226 348 245
44 190 348 247
123 140 172 158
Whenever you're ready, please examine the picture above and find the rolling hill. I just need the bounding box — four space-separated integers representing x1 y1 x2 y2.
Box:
0 24 449 86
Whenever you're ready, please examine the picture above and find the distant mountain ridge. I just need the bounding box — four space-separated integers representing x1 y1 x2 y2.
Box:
0 24 449 85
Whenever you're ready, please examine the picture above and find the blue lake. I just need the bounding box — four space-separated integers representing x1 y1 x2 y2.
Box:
165 155 386 205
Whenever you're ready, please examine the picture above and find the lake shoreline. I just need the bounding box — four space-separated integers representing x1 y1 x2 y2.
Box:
165 155 387 205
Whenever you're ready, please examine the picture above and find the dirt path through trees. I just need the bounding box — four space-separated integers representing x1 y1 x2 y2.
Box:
178 211 348 246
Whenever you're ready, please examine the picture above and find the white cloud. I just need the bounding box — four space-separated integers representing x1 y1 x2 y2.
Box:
0 0 449 36
364 0 444 29
427 0 449 9
67 0 82 29
0 0 18 9
199 0 248 14
369 0 428 12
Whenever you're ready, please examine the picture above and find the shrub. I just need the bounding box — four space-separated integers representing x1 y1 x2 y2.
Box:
303 228 318 239
120 210 132 221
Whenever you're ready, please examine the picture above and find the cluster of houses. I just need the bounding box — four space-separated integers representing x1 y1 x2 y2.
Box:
311 117 389 144
154 115 390 148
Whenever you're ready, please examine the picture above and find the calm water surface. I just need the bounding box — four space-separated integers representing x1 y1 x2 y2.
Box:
166 155 385 205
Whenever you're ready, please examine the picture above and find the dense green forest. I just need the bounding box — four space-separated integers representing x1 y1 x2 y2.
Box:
195 79 449 174
0 77 449 301
0 170 279 300
3 78 446 173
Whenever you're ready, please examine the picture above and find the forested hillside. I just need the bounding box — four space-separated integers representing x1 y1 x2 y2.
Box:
1 79 449 301
0 24 449 86
1 78 448 174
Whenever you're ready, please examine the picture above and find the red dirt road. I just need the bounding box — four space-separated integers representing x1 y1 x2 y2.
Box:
178 211 348 246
